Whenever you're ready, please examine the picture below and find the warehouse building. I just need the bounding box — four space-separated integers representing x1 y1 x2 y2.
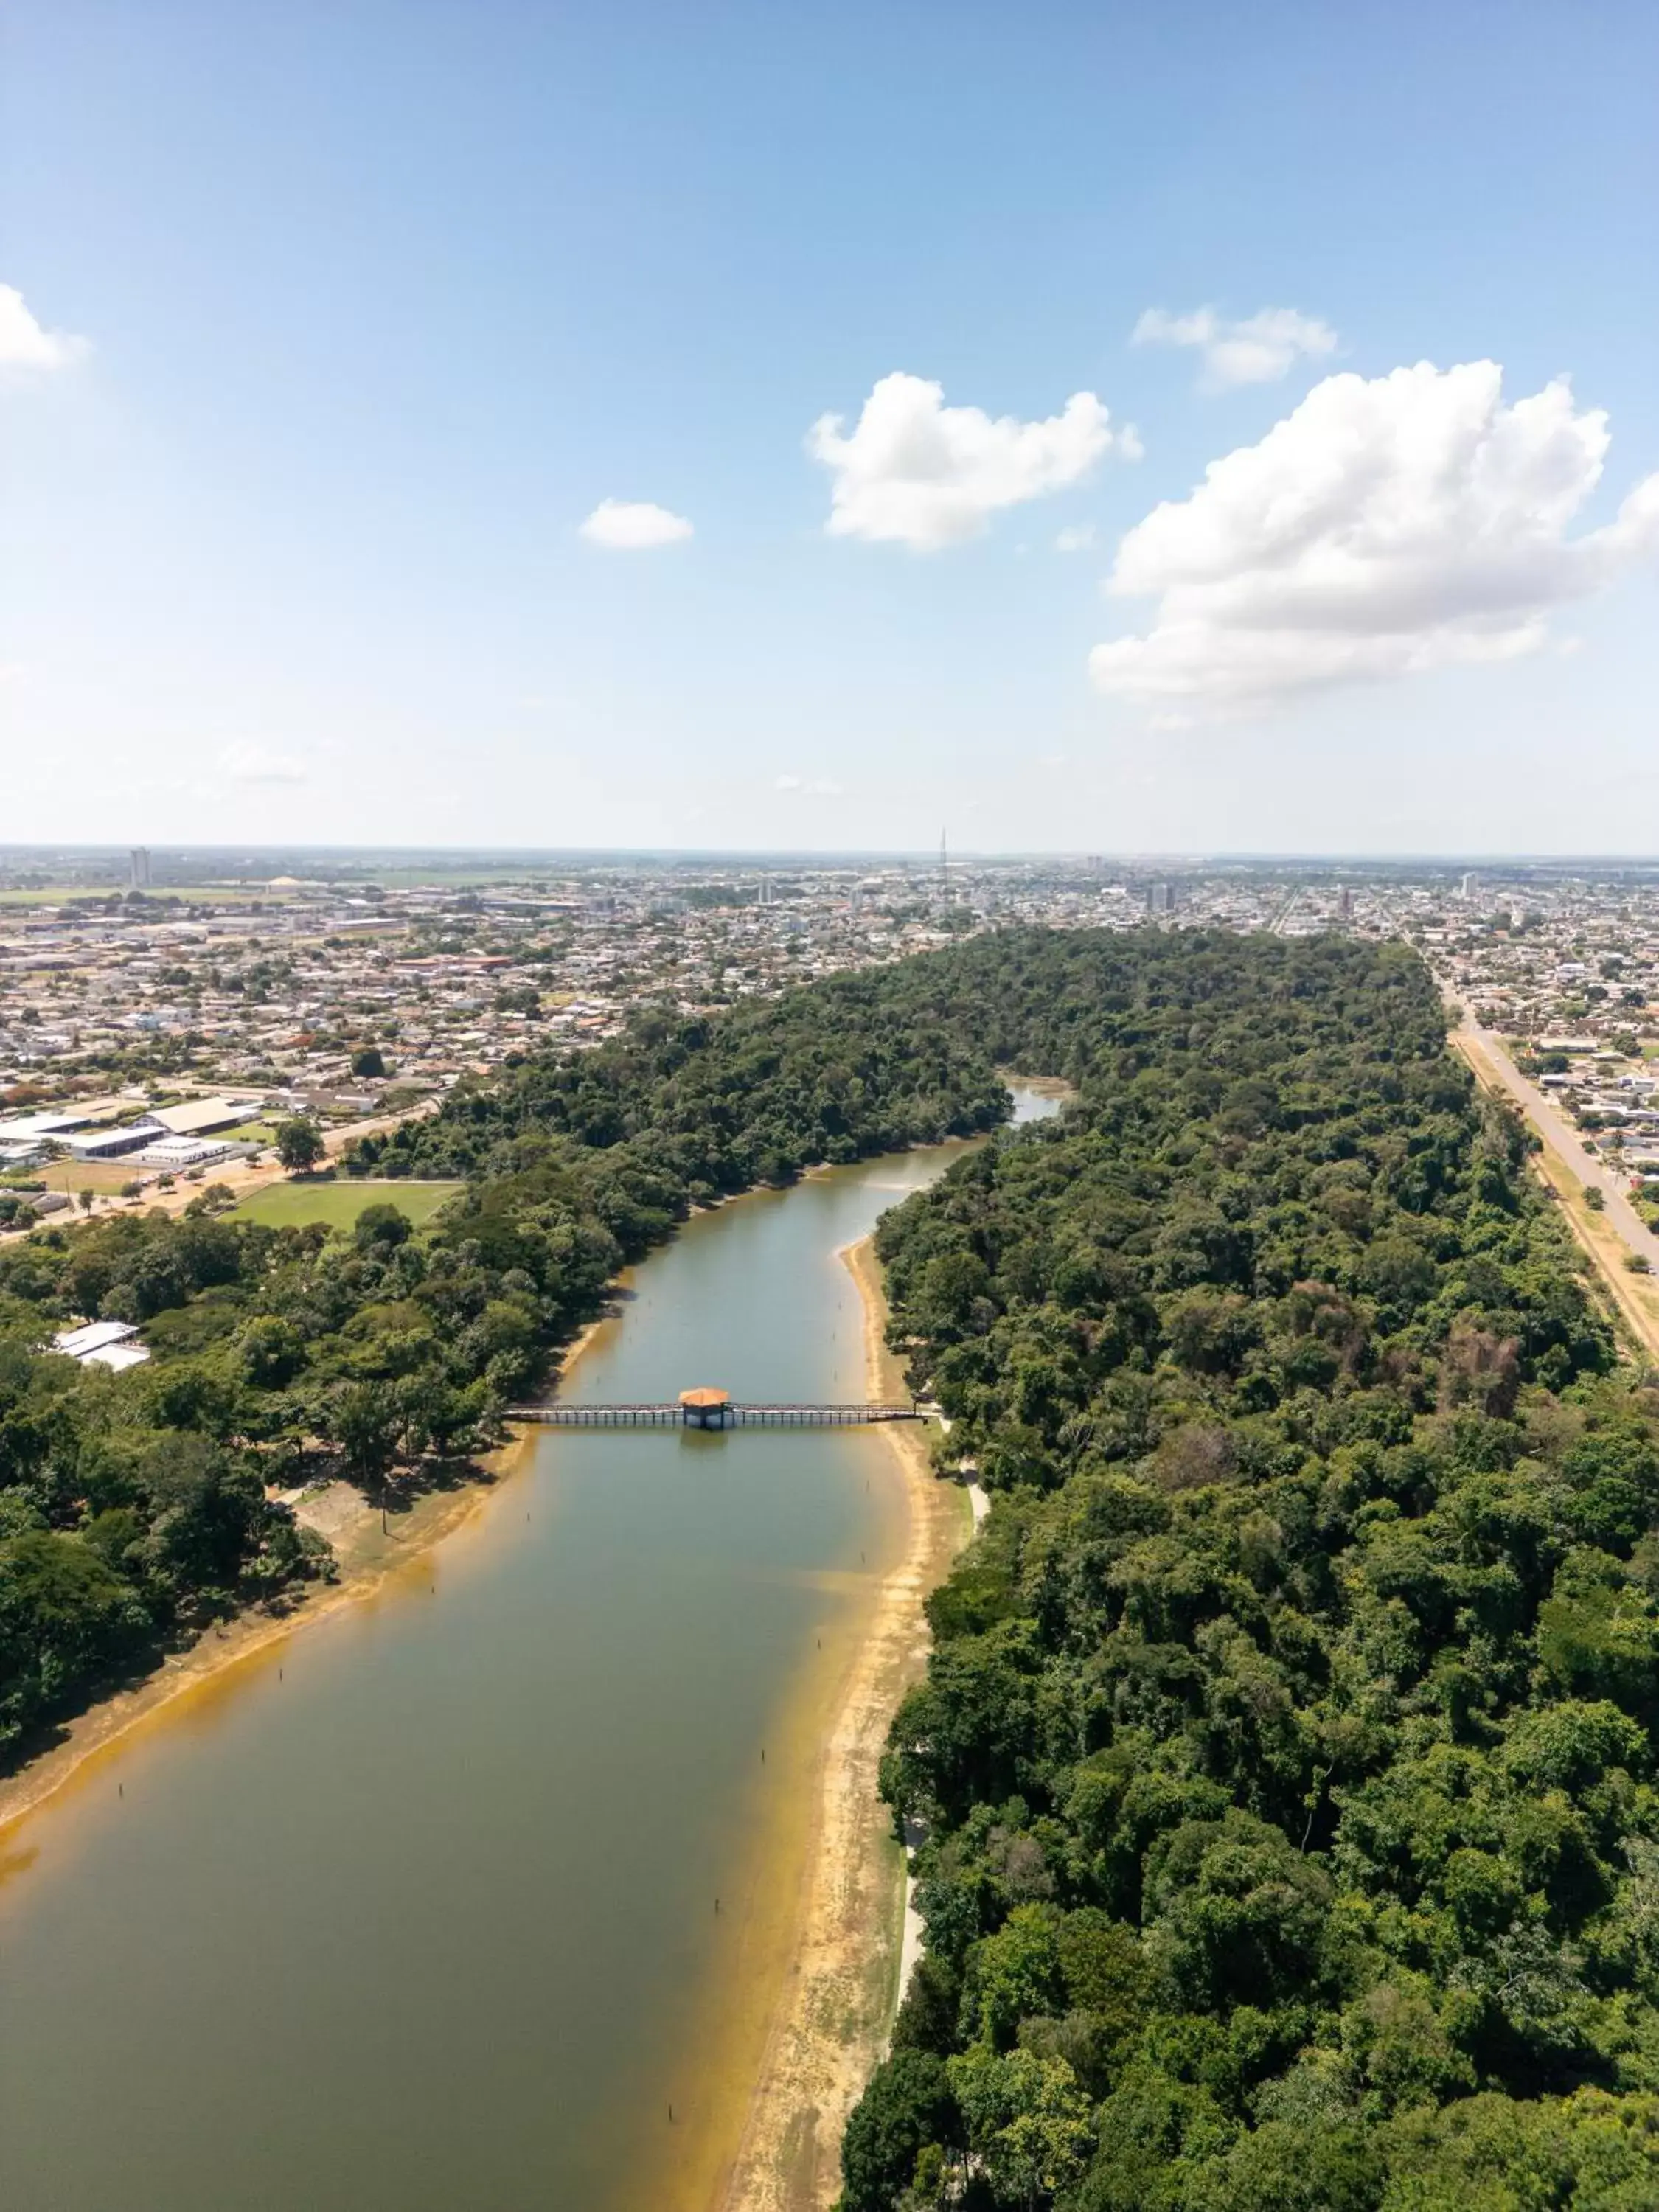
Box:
65 1119 167 1161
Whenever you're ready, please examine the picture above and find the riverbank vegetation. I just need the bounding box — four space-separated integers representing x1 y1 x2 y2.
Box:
844 933 1659 2208
0 970 1007 1759
15 925 1659 2207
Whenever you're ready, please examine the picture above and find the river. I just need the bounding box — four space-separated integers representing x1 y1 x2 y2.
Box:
0 1088 1057 2211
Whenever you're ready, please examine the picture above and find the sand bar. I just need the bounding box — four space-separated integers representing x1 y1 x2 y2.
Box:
714 1234 969 2212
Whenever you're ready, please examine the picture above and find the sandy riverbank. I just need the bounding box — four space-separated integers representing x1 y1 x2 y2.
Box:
0 1211 966 2212
1000 1068 1073 1102
0 1307 617 1841
0 1470 501 1839
714 1234 969 2212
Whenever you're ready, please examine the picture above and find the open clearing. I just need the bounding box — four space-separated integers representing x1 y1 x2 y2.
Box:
4 1160 147 1196
229 1178 462 1230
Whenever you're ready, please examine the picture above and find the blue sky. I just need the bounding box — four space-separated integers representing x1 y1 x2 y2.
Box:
4 0 1657 854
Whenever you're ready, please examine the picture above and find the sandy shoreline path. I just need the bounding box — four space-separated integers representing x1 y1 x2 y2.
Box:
717 1234 969 2212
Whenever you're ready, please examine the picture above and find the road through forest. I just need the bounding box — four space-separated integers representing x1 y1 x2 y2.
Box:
1449 1008 1659 1364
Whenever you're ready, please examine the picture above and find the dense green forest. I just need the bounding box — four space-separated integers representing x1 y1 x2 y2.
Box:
343 978 1009 1183
11 925 1659 2207
0 970 1006 1755
841 933 1659 2209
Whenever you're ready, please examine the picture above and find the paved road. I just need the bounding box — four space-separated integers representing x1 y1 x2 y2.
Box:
1452 1012 1659 1273
1447 1006 1659 1365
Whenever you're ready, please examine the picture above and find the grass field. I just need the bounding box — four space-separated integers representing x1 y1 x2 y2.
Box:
3 1160 144 1195
229 1178 462 1230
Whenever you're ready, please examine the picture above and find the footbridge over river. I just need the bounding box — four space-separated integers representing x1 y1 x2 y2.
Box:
507 1385 935 1431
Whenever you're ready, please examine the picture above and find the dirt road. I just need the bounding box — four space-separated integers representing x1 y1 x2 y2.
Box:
2 1096 440 1239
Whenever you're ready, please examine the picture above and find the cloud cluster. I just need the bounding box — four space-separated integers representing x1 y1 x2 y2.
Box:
808 372 1136 551
1090 361 1659 717
776 772 844 797
220 740 307 785
0 284 88 372
580 498 694 549
1133 305 1337 390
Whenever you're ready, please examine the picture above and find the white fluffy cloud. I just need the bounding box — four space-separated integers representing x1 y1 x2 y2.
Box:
1090 360 1659 718
1133 305 1337 390
808 372 1136 550
775 772 844 797
220 740 307 784
579 498 694 549
0 284 88 372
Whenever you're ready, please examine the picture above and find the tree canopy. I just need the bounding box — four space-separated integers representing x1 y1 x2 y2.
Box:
0 946 1010 1757
13 922 1658 2212
842 930 1659 2211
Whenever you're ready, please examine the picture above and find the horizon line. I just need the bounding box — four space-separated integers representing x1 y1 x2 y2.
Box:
7 843 1659 869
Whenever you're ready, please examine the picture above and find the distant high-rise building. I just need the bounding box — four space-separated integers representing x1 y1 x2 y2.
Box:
1148 880 1173 915
129 848 151 888
1339 886 1354 921
1460 871 1479 900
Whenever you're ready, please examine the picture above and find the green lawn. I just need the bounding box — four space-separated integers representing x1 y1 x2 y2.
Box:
229 1178 462 1230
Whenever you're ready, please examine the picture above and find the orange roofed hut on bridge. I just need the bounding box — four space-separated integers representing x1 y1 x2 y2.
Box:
678 1386 731 1430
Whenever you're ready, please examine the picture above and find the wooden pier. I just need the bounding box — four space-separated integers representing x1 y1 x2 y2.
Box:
504 1399 928 1430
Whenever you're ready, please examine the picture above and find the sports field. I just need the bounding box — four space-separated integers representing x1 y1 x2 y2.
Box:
229 1178 462 1230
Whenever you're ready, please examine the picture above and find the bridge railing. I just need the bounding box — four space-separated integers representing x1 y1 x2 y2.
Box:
504 1401 932 1427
